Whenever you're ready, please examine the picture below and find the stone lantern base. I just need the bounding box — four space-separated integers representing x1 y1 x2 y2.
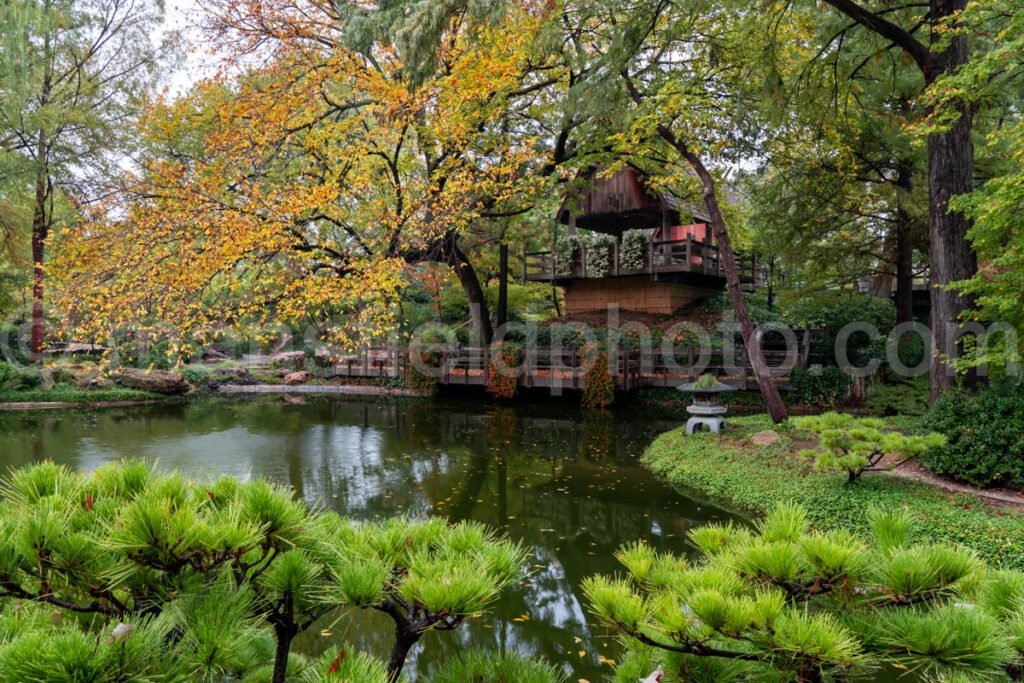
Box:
685 404 728 435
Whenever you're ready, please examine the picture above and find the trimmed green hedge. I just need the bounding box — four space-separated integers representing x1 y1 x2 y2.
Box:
643 415 1024 569
923 383 1024 488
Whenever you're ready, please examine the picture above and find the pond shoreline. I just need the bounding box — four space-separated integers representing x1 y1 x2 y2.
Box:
0 382 425 410
215 383 424 398
0 398 171 411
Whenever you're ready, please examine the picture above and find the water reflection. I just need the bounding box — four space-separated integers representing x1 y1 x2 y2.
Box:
0 397 746 680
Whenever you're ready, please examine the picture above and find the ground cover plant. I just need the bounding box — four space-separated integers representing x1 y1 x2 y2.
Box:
644 416 1024 569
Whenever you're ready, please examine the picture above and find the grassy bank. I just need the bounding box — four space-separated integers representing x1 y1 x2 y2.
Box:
0 387 166 404
644 415 1024 569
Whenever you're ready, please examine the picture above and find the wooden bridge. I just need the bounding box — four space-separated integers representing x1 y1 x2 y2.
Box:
316 334 824 393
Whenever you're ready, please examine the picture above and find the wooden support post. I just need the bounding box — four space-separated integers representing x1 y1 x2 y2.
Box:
685 236 693 271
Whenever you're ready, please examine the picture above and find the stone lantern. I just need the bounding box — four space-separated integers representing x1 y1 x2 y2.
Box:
677 375 736 435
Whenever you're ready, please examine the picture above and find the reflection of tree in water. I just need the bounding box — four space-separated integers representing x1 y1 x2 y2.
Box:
578 410 615 461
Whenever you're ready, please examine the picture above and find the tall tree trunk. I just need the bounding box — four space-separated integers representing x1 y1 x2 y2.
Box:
820 0 978 401
30 139 48 363
450 243 493 345
620 72 787 420
496 242 509 331
894 161 915 325
894 224 914 325
684 149 788 423
925 0 976 399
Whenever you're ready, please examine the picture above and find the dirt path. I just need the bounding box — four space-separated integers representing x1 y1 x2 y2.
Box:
885 463 1024 510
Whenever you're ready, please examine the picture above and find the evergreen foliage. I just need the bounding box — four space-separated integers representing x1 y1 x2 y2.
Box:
793 412 946 483
0 461 531 683
587 502 1024 682
433 650 565 683
923 382 1024 488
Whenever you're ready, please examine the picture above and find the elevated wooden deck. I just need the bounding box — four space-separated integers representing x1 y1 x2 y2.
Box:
523 237 760 287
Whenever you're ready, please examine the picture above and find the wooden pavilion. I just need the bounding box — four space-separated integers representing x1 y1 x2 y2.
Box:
523 168 758 315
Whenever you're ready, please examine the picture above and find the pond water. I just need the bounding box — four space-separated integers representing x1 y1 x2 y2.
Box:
0 396 746 680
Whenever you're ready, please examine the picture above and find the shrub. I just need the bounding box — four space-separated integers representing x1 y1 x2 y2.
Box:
787 366 850 407
781 292 895 366
581 342 615 409
866 378 930 417
0 360 42 391
694 372 719 390
486 342 520 399
781 291 896 336
586 502 1024 683
553 234 580 278
923 382 1024 488
0 461 531 683
0 321 29 365
620 229 648 271
584 233 615 277
407 345 441 394
433 651 563 683
794 412 946 483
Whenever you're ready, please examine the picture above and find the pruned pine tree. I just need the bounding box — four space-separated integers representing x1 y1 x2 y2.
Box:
0 461 541 683
586 503 1024 682
323 516 527 681
794 412 947 483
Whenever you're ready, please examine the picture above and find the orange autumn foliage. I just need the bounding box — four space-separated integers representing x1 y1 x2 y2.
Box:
50 1 565 355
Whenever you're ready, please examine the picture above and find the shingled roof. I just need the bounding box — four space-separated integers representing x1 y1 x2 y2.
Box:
557 167 709 234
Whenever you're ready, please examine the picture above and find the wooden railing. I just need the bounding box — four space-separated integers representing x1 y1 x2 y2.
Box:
315 334 822 392
523 237 759 284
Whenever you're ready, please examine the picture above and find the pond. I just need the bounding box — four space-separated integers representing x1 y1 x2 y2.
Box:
0 396 746 680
